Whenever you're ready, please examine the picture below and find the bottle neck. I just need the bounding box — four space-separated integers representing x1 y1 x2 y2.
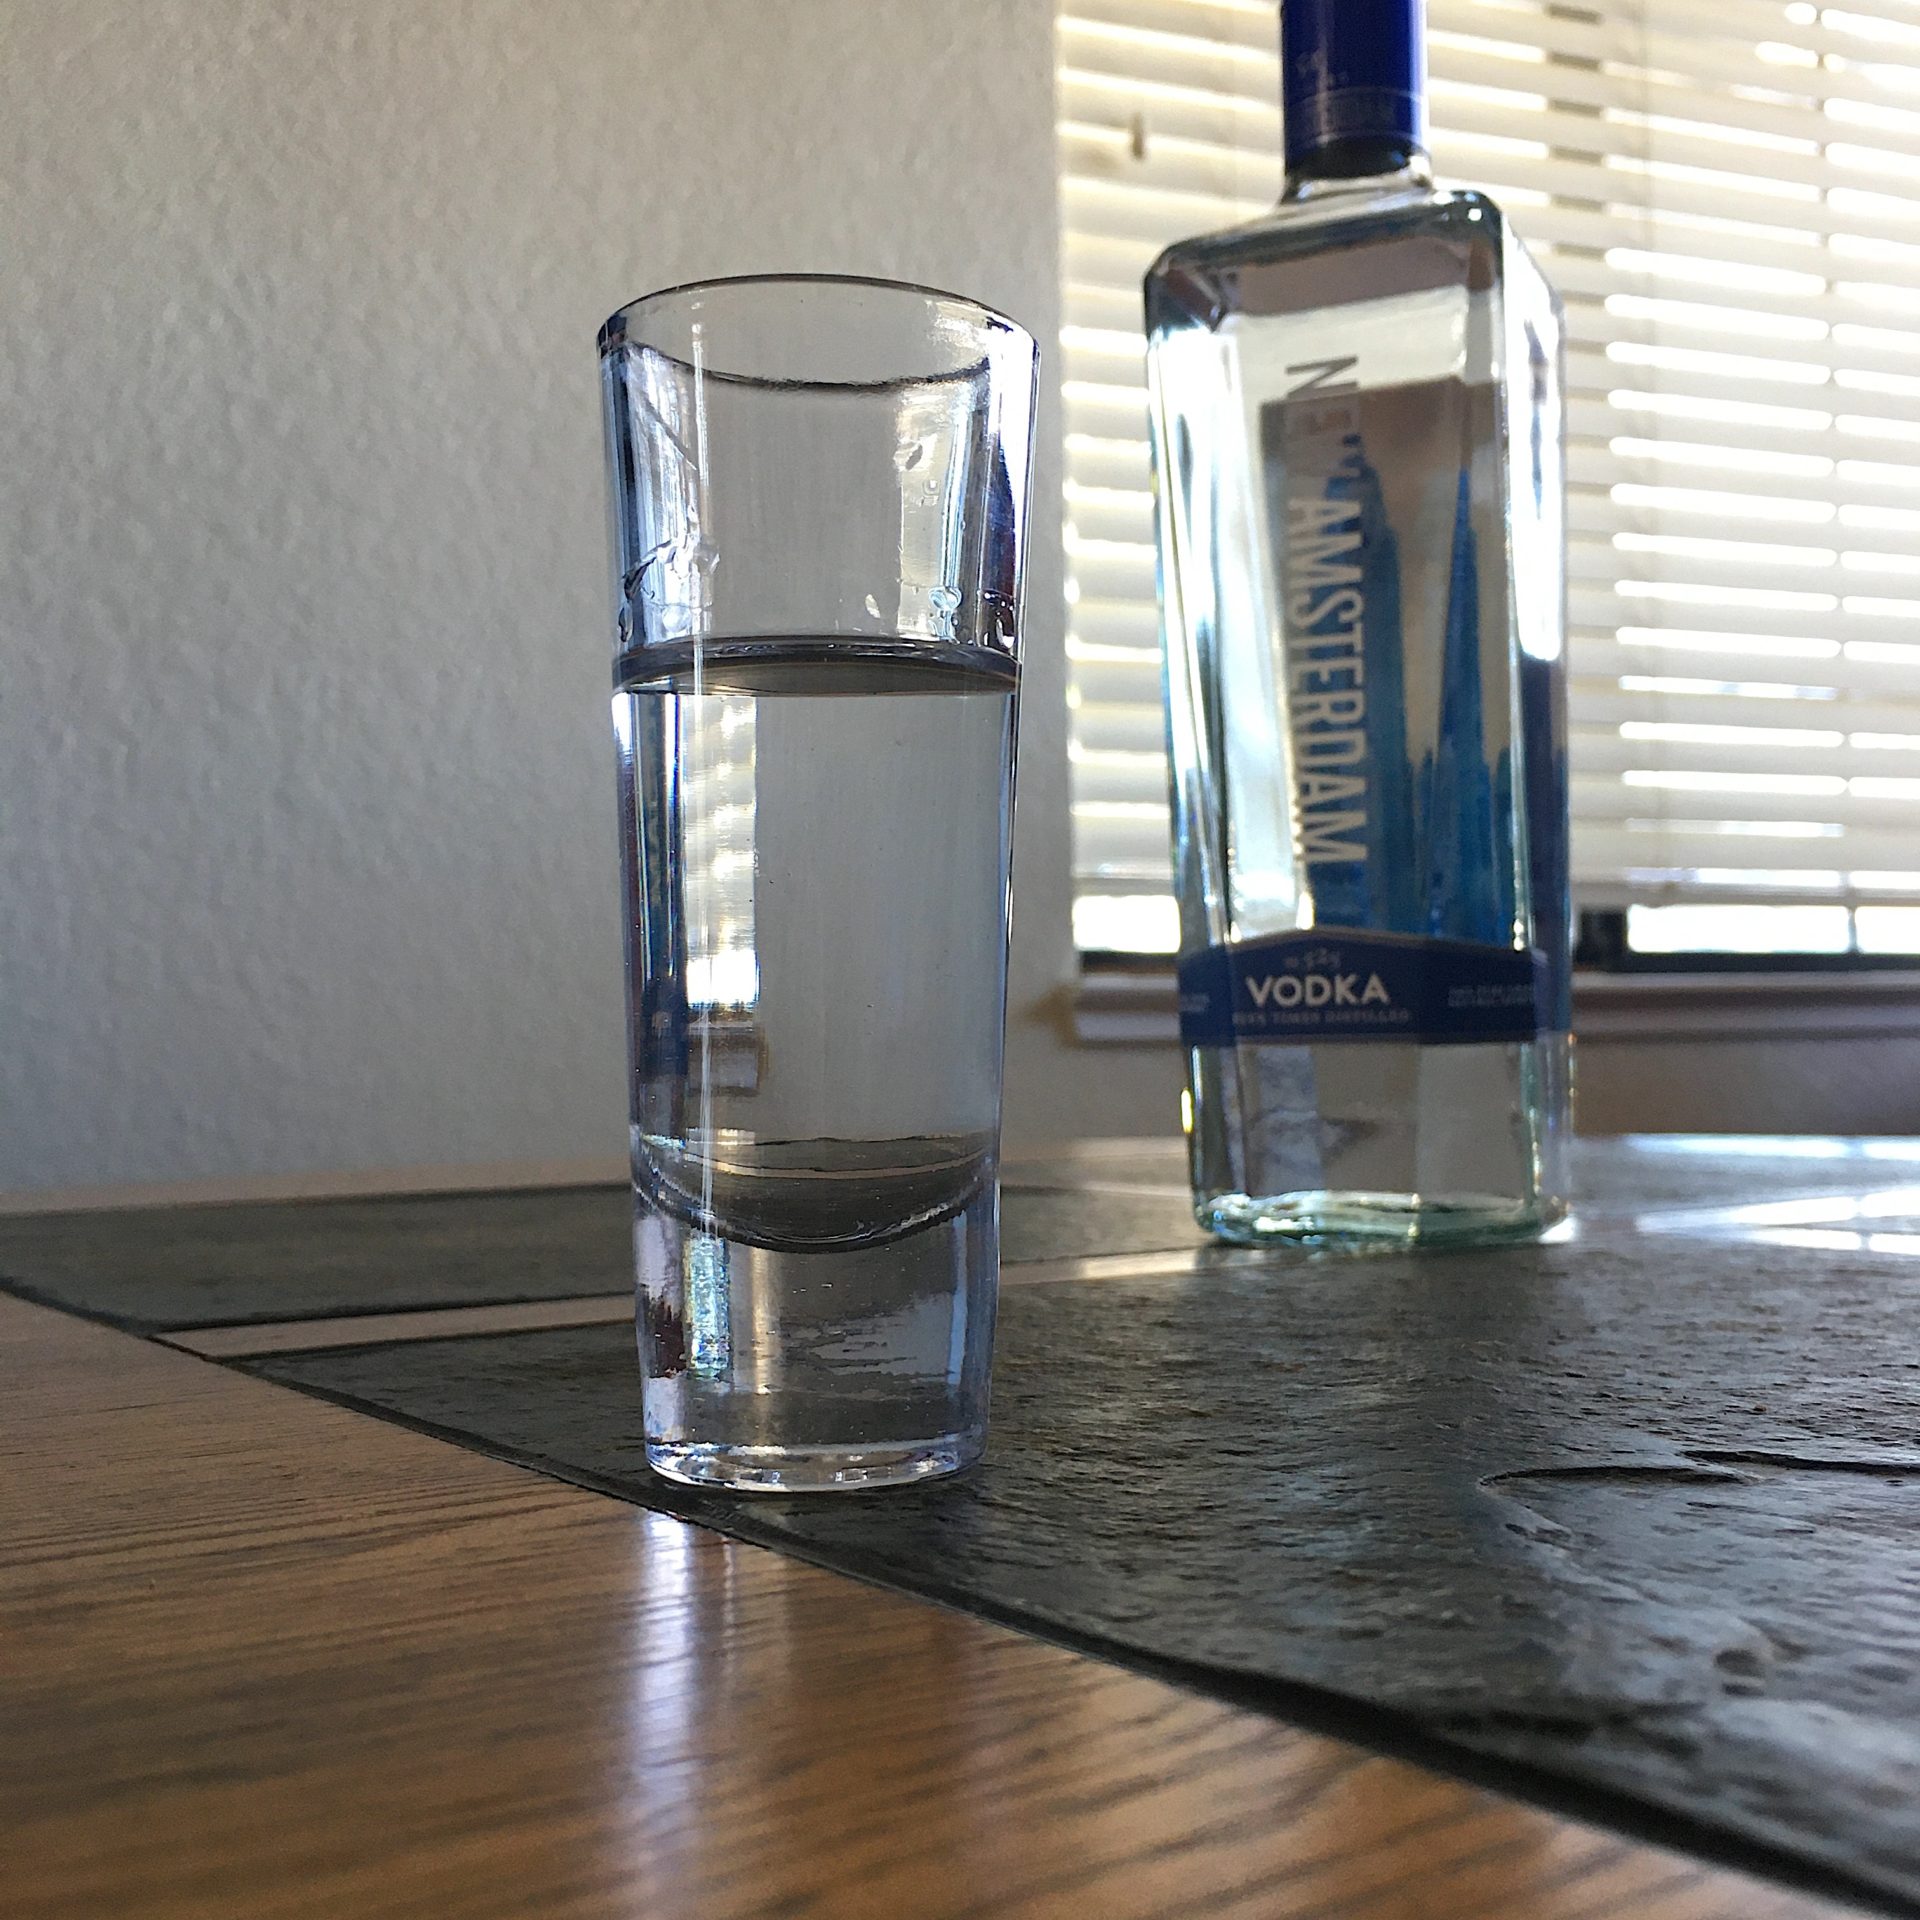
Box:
1282 136 1432 203
1279 0 1428 194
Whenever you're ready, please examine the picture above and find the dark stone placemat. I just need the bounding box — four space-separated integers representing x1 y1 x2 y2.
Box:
0 1188 633 1331
1006 1133 1920 1209
248 1234 1920 1914
1575 1135 1920 1215
0 1181 1203 1332
1003 1142 1192 1189
8 1133 1917 1332
1002 1185 1205 1262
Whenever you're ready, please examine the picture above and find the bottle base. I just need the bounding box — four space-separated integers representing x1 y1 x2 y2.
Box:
645 1432 982 1495
1198 1189 1568 1252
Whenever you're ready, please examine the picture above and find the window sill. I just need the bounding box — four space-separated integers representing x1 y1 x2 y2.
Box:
1070 965 1920 1046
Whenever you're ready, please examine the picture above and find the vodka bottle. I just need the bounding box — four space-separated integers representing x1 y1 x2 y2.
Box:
1144 0 1572 1246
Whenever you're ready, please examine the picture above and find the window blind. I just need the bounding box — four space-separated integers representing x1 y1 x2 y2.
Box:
1059 0 1920 956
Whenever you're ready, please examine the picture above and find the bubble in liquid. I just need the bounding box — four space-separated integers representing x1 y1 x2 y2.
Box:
864 593 882 619
893 440 927 471
928 584 961 639
634 538 719 605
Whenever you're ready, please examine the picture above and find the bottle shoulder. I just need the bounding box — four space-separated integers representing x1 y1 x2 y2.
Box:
1146 185 1558 328
1149 184 1496 272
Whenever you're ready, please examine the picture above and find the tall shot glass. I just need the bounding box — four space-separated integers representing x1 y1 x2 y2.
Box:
599 275 1038 1492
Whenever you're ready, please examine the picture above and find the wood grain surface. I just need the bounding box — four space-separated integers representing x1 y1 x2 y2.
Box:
1 1294 1850 1920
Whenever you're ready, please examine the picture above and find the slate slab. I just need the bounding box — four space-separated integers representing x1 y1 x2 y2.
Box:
0 1180 1204 1331
0 1188 633 1331
246 1228 1920 1912
1007 1133 1920 1216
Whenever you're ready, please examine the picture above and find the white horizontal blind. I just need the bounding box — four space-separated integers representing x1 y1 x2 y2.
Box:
1060 0 1920 955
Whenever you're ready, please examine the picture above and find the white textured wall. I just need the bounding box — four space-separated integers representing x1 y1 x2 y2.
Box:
2 0 1181 1192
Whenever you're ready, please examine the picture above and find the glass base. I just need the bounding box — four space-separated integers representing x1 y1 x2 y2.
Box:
646 1432 981 1494
1199 1189 1568 1252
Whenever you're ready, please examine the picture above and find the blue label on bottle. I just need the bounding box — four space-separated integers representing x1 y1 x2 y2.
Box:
1177 930 1548 1048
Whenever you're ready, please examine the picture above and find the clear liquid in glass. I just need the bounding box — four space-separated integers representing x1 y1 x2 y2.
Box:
614 637 1017 1489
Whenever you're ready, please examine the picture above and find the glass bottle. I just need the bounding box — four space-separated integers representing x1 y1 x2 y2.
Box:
1144 0 1572 1246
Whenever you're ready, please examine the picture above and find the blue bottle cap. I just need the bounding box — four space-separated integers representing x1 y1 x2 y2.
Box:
1281 0 1427 170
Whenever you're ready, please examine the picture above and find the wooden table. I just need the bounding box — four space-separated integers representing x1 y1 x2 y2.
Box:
0 1146 1885 1920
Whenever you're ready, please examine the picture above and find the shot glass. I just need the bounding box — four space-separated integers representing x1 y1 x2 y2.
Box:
599 274 1037 1492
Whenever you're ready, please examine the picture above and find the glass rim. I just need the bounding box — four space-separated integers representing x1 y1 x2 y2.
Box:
597 271 1030 363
